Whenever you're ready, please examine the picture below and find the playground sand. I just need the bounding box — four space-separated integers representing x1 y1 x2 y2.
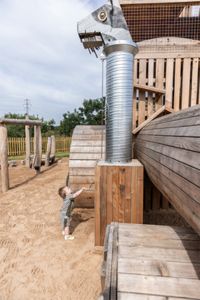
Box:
0 159 102 300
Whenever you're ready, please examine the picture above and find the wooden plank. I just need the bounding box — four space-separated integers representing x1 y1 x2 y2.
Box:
101 166 107 246
191 58 199 107
147 58 154 117
174 58 181 112
45 137 52 167
137 135 200 152
155 58 164 110
165 59 174 110
146 105 200 126
69 160 97 168
69 176 94 184
118 293 166 300
136 146 200 205
119 167 126 222
118 236 200 250
69 167 95 176
118 224 198 240
112 167 119 222
182 58 191 109
103 224 114 299
134 83 165 95
95 164 101 246
110 223 118 300
124 167 132 222
118 274 200 299
136 144 200 189
138 59 146 125
0 118 42 126
120 0 200 4
139 125 200 137
70 153 103 160
70 146 105 153
144 115 200 130
136 165 144 223
106 166 113 225
136 140 200 170
133 106 166 134
118 258 200 279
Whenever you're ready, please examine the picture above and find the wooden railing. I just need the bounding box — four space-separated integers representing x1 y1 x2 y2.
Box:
8 136 71 156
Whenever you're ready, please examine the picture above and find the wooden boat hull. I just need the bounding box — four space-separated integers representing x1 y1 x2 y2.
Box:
135 105 200 234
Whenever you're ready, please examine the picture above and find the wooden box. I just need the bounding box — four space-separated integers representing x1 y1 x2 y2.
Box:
95 160 144 246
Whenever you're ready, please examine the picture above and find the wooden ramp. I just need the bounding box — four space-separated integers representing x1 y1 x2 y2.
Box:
101 223 200 300
68 125 105 208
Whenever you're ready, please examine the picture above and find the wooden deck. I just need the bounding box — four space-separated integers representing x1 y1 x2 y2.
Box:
101 223 200 300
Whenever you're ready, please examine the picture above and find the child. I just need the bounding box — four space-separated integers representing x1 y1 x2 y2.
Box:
58 186 86 240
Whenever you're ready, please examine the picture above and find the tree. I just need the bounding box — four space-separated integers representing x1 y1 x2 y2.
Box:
59 98 105 136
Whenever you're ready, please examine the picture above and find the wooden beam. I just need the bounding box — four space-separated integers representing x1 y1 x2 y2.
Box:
134 84 165 96
120 0 200 4
25 115 31 168
45 137 52 167
133 106 166 135
33 126 42 174
0 125 9 192
0 118 42 126
50 135 56 158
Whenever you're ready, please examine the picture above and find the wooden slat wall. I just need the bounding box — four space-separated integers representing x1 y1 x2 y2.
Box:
135 105 200 234
133 38 200 129
134 38 200 215
68 125 105 208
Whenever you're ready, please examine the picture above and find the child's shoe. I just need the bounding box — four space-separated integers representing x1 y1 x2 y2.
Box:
64 235 74 240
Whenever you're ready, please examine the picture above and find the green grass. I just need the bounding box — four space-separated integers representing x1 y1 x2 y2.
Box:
8 152 69 161
56 152 69 158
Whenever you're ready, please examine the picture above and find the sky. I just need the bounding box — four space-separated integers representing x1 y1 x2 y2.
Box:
0 0 105 123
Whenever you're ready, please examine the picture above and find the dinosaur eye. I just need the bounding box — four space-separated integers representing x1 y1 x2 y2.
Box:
98 9 107 22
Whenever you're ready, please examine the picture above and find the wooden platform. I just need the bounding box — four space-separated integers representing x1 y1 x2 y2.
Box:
101 223 200 300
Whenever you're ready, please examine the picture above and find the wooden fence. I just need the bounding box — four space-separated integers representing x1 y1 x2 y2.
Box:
8 136 71 157
133 37 200 129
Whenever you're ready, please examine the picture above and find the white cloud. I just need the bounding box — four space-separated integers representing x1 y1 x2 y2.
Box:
0 0 105 123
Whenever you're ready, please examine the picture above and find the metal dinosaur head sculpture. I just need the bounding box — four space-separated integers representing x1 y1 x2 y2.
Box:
77 0 132 54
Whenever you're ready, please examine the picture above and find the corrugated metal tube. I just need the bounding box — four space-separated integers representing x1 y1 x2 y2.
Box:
104 40 138 162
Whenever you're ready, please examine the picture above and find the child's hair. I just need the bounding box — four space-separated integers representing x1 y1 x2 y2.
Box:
58 186 66 199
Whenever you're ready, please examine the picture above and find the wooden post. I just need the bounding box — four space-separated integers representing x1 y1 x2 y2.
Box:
0 125 9 192
33 125 42 174
25 115 31 168
95 160 144 246
50 135 56 163
45 137 52 167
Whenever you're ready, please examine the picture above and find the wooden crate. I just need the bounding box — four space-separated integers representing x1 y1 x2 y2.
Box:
95 160 144 246
101 222 200 300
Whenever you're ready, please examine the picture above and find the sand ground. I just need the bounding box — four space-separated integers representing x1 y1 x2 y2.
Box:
0 159 102 300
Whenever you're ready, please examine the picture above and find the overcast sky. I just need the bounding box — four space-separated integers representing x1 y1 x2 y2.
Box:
0 0 105 123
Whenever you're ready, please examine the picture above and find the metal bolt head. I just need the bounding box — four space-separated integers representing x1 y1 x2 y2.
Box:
98 9 107 22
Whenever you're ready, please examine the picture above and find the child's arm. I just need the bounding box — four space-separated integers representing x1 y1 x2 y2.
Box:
72 187 86 199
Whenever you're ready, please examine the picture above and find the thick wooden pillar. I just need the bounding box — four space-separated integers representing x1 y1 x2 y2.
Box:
25 116 31 168
0 125 9 192
95 160 144 246
50 135 56 163
33 125 42 173
45 137 52 167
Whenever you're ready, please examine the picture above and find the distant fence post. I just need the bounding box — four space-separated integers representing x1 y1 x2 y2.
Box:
0 125 9 192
